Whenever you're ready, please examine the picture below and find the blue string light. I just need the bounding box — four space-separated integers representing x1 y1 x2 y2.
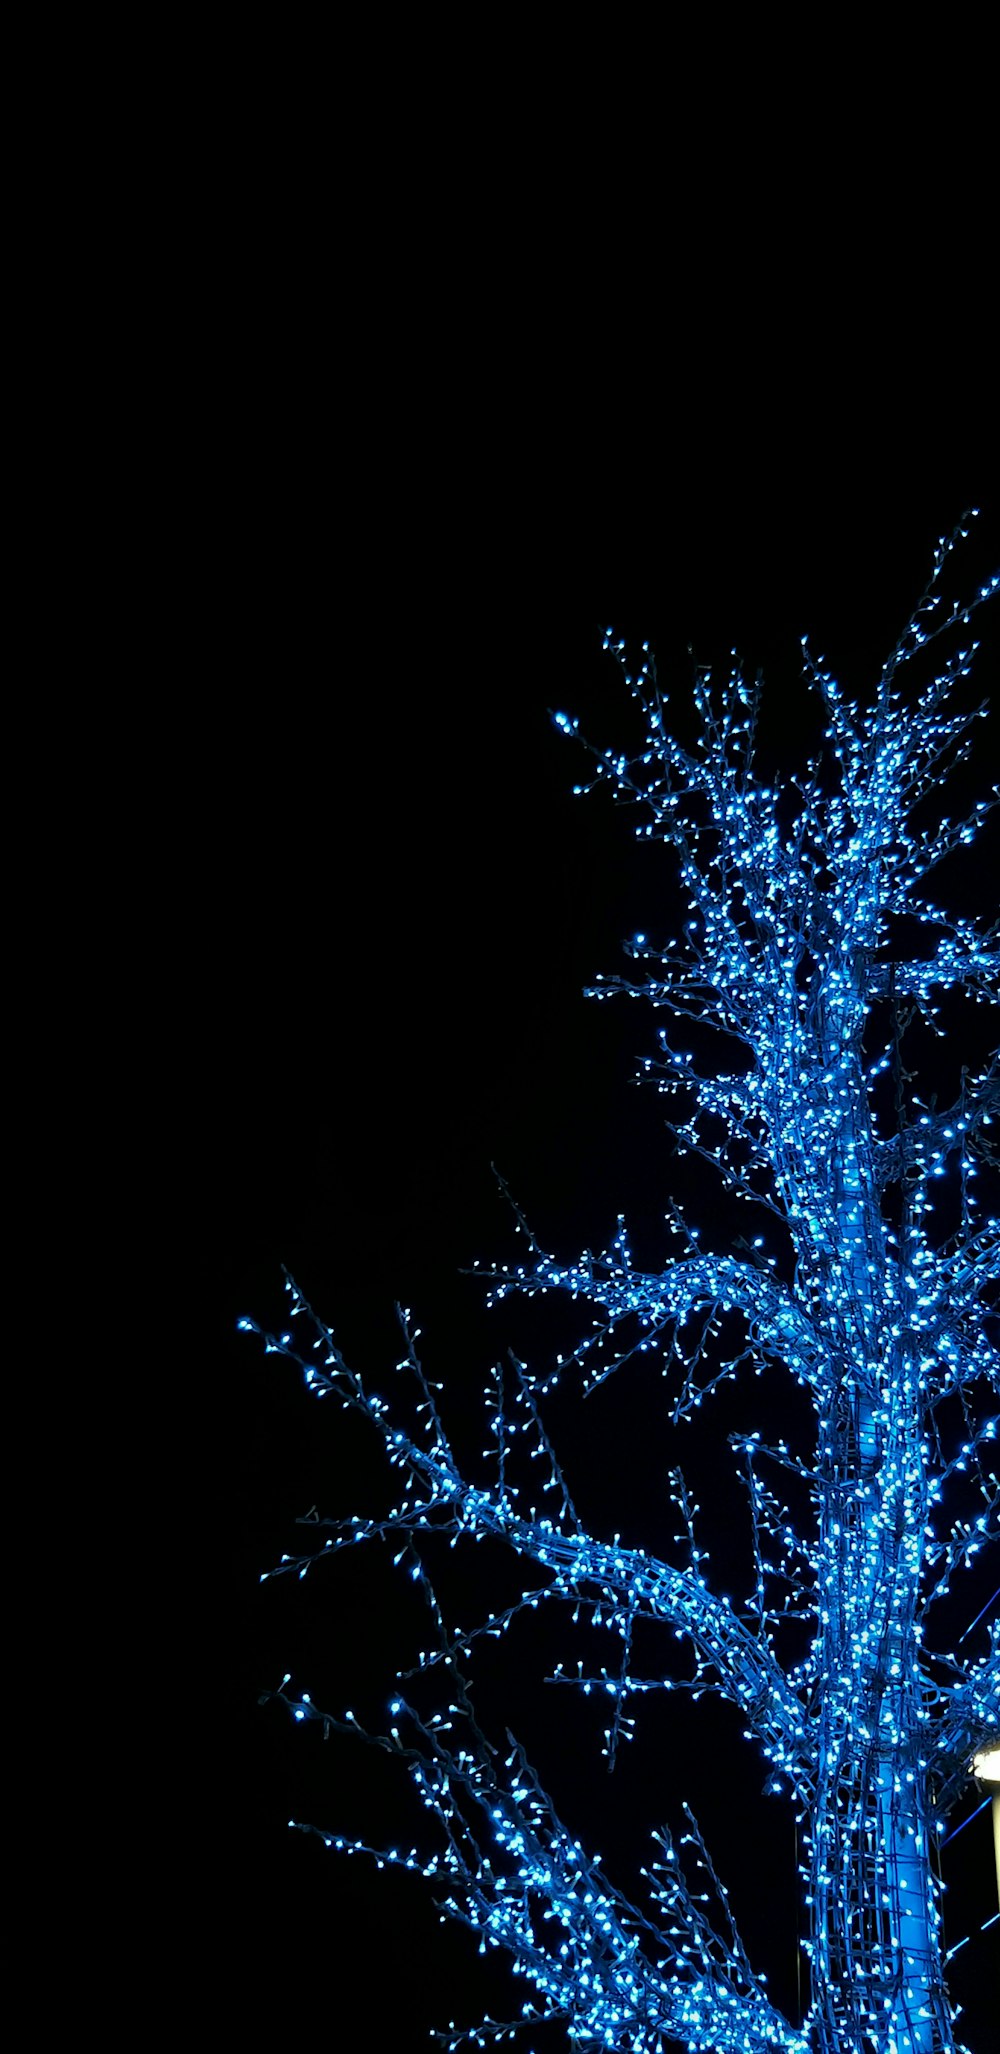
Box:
248 517 998 2053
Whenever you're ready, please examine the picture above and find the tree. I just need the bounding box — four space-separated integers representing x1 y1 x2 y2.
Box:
244 518 998 2053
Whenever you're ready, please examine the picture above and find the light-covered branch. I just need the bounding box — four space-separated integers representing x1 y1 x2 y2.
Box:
250 516 998 2054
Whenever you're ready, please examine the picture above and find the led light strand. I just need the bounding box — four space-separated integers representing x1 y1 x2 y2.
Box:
249 518 998 2054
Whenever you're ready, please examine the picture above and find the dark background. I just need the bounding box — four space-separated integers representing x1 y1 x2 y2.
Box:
206 467 997 2047
41 44 999 2047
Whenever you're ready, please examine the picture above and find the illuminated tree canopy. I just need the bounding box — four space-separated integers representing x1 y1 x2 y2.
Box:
246 518 998 2053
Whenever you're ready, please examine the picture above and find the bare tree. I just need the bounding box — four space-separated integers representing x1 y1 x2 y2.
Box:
246 516 998 2053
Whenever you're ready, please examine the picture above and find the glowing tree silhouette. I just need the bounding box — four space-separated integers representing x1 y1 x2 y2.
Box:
246 518 998 2053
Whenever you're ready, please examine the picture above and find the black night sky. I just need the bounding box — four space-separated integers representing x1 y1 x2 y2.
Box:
212 463 997 2049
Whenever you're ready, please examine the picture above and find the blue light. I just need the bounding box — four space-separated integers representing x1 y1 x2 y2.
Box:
251 517 999 2054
